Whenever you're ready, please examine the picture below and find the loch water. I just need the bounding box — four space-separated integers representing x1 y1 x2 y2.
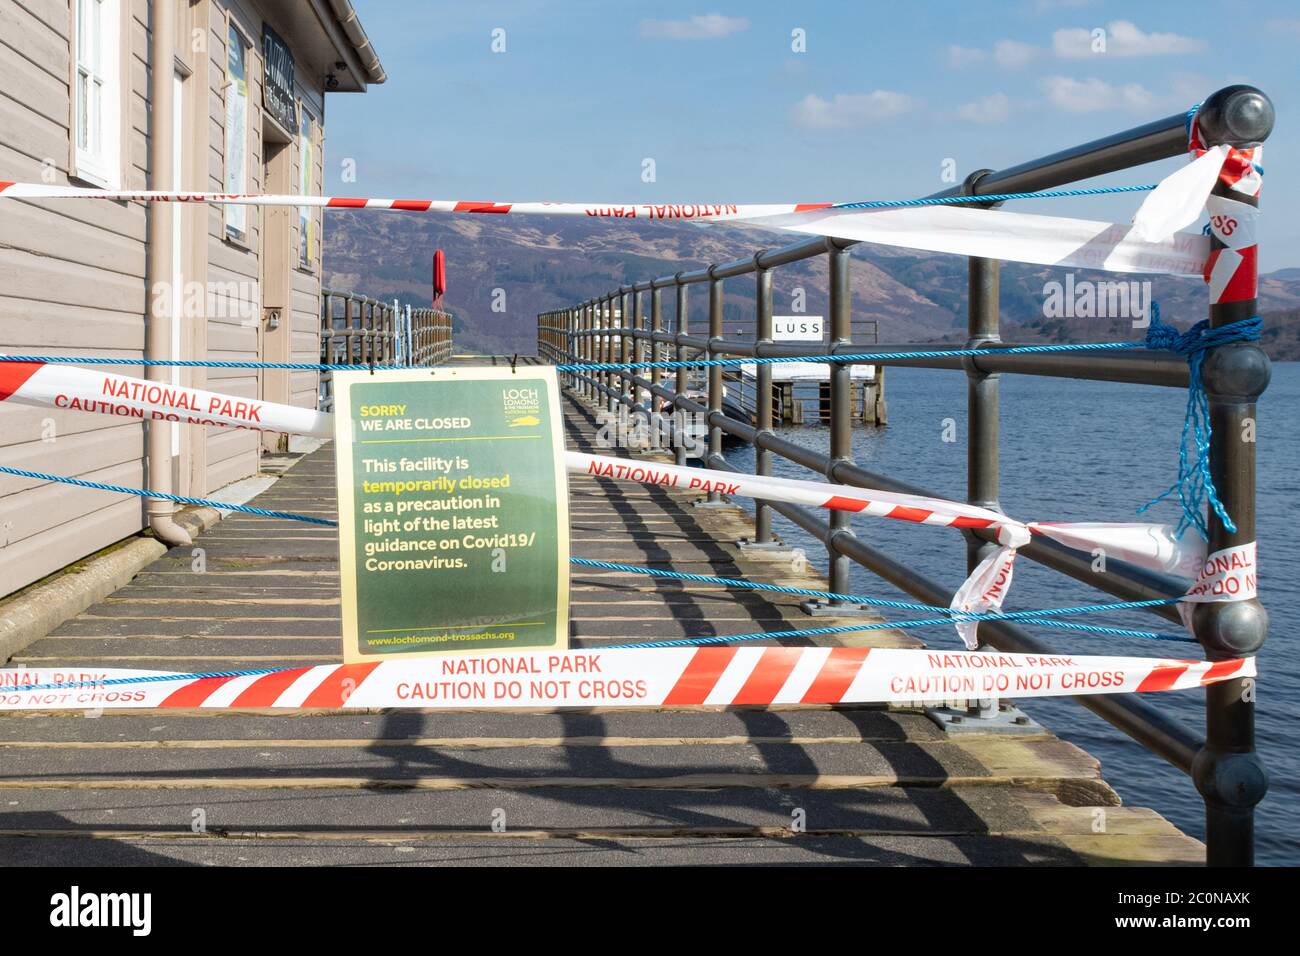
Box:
724 361 1299 865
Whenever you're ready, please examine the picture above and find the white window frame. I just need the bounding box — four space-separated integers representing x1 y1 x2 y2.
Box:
72 0 122 189
223 19 253 244
297 104 316 270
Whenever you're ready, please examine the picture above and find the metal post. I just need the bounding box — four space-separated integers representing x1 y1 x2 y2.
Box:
623 290 635 408
564 308 573 387
651 285 663 446
564 304 574 382
603 296 615 414
382 304 391 364
365 300 375 365
588 301 596 400
343 296 355 365
319 291 332 411
1188 87 1273 867
581 302 590 399
827 246 853 597
966 252 1002 722
753 262 773 543
966 256 1001 525
707 273 724 503
615 292 627 411
675 280 689 467
633 290 645 411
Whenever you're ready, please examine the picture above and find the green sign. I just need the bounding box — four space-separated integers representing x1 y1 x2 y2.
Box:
332 367 569 661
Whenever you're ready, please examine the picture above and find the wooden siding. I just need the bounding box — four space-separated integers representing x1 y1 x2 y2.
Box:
200 0 262 494
0 0 151 593
0 0 335 598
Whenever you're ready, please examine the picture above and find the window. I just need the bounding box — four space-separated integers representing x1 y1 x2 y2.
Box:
224 23 251 242
298 108 315 268
73 0 121 188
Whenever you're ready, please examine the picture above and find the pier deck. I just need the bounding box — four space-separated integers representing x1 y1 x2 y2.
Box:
0 361 1203 865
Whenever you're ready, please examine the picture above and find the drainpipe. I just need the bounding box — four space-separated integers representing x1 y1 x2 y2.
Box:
145 0 191 547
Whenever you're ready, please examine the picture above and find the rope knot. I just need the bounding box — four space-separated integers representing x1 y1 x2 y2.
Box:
1139 302 1263 539
1143 303 1262 357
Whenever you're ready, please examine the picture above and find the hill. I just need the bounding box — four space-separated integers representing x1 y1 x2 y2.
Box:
323 211 1300 359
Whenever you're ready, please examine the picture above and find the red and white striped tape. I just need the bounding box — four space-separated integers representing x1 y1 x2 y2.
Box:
1204 195 1258 305
567 450 1238 647
0 181 814 221
1189 114 1263 199
1 365 1246 647
0 359 331 438
0 179 1210 277
1192 112 1262 305
1132 127 1262 303
569 450 1028 543
0 647 1256 711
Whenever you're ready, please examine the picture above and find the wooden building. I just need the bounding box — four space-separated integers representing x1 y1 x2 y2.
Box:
0 0 384 596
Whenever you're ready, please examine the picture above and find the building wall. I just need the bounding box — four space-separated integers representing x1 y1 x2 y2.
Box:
0 0 151 591
289 78 324 412
0 0 335 598
201 0 262 492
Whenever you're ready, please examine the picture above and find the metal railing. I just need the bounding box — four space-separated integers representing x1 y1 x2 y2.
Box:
538 85 1274 866
320 290 453 410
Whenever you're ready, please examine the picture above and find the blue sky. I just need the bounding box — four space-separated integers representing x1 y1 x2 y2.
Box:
328 0 1297 269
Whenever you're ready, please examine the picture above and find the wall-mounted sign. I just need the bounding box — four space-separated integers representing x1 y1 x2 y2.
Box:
262 24 297 134
333 367 570 662
772 316 824 341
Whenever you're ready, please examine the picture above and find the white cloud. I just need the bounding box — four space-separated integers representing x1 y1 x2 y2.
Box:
1053 20 1204 58
1042 76 1154 112
639 14 749 40
946 44 988 69
994 39 1040 68
793 91 913 129
947 40 1039 69
957 92 1011 123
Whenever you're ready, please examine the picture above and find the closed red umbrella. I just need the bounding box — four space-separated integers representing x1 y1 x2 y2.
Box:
433 249 446 305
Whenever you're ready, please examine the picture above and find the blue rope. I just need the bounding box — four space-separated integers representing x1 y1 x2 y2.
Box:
0 448 1196 643
605 612 1194 649
0 464 1189 641
1139 304 1263 539
831 183 1156 211
0 356 385 370
4 599 1190 694
0 340 1147 372
0 465 338 527
573 558 1188 642
555 340 1146 373
1 668 291 694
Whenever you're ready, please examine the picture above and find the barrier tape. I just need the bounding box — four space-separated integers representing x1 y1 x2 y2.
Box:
0 181 813 220
0 359 331 438
1204 195 1258 305
0 647 1255 711
748 204 1208 276
1131 121 1262 305
568 450 1258 647
0 361 1252 648
0 178 1206 277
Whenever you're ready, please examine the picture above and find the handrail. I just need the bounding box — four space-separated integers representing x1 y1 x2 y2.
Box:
537 85 1274 866
319 290 453 410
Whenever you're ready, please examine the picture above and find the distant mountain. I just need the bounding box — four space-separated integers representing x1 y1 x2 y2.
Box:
323 211 1300 359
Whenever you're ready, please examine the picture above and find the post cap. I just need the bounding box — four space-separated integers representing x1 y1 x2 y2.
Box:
1195 85 1274 147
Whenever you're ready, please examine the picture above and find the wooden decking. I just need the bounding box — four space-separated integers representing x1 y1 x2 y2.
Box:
0 361 1204 865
